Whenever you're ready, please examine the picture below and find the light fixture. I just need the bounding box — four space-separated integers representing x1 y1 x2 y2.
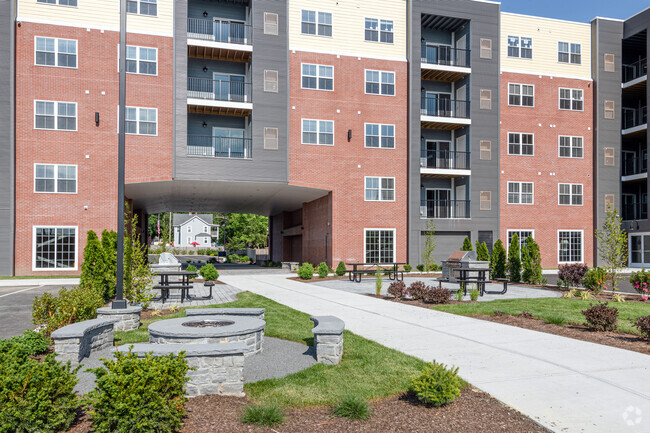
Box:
347 129 352 142
203 66 208 72
202 10 208 17
202 121 207 128
95 112 100 126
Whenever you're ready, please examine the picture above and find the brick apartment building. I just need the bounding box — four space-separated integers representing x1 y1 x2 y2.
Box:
0 0 648 276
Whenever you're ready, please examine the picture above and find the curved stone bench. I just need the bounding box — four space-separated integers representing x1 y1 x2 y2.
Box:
112 342 247 397
186 308 265 320
51 318 118 365
310 316 345 365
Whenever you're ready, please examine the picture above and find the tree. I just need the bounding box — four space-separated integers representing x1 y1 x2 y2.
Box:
476 241 490 261
461 237 473 251
148 213 171 244
523 236 543 284
490 239 507 279
508 234 521 282
220 213 269 249
101 229 117 299
595 205 628 292
422 220 437 274
123 209 154 307
80 230 107 298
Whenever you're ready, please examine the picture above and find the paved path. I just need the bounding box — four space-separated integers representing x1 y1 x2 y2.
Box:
0 284 67 339
221 273 650 433
147 283 243 309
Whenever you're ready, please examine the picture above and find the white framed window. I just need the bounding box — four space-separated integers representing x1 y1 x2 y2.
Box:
365 177 395 201
302 119 333 146
364 228 395 264
364 18 393 43
34 101 76 131
301 64 333 91
204 226 208 233
507 230 534 258
507 182 534 205
558 42 581 64
558 230 583 263
124 106 157 135
34 164 77 194
35 37 77 68
124 45 157 75
559 88 583 111
301 10 331 36
559 136 583 158
127 0 156 16
36 0 77 7
508 83 534 107
559 183 583 206
187 225 192 233
187 236 191 244
365 70 395 96
33 226 77 270
365 123 394 149
508 133 533 156
507 36 532 58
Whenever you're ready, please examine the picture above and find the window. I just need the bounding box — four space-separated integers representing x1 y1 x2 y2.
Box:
365 70 395 96
365 229 394 263
365 124 394 148
125 45 157 75
380 20 394 43
480 38 492 59
125 106 157 135
34 101 76 131
35 164 77 193
507 36 532 58
480 140 491 160
187 225 192 233
301 64 333 90
264 127 278 150
507 182 534 204
480 191 491 211
365 177 395 201
604 100 615 119
34 227 77 270
480 89 491 109
559 231 582 263
559 183 583 206
264 70 278 93
364 18 393 43
559 88 583 111
127 0 156 16
508 133 534 156
365 18 378 41
604 147 615 166
558 42 581 64
302 119 333 145
559 136 583 158
35 37 77 68
604 53 615 72
264 12 278 35
301 10 331 36
37 0 77 6
508 83 534 107
507 230 534 257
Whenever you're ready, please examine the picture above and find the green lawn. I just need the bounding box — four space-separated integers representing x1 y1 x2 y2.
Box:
432 297 650 334
114 292 428 407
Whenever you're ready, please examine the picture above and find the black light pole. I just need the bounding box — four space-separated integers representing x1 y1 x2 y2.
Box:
112 0 127 309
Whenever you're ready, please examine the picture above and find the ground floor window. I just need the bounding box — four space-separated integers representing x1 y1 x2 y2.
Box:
507 230 534 257
365 229 394 264
629 234 650 266
558 230 582 263
34 226 77 270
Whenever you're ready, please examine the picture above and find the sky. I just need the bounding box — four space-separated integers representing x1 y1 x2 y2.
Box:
498 0 649 23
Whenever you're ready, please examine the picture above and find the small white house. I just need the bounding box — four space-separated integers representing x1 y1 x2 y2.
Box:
173 214 218 247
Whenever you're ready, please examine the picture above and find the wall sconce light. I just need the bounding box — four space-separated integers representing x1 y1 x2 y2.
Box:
636 221 640 230
202 10 208 17
95 112 100 126
420 136 424 140
203 66 208 72
347 129 352 142
202 122 207 128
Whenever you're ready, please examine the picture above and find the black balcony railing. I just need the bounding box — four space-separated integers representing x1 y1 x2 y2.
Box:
421 96 469 118
421 43 470 68
187 18 251 44
623 58 647 83
622 106 648 130
622 155 648 176
622 202 648 221
187 77 252 102
187 135 252 159
420 150 470 170
421 200 470 219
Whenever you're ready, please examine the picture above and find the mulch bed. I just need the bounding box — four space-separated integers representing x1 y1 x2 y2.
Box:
67 388 549 432
140 308 181 320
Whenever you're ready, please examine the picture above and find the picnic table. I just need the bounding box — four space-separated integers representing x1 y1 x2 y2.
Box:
438 267 508 296
345 262 406 283
153 270 195 303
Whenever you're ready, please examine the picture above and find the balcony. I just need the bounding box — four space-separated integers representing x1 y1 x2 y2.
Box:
421 44 470 81
420 200 470 219
187 18 252 62
187 77 252 116
420 150 470 177
187 135 252 159
622 202 647 221
622 154 647 180
622 106 647 135
622 58 647 88
420 96 470 130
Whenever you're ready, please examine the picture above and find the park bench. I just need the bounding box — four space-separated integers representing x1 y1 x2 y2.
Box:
310 316 345 365
51 318 118 365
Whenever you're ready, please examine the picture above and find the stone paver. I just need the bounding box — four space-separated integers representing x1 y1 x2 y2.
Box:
147 283 243 309
221 273 650 433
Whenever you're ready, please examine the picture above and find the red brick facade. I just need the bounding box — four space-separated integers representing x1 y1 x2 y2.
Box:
500 72 594 267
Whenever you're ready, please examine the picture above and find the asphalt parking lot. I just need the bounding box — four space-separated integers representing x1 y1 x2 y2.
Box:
0 285 66 339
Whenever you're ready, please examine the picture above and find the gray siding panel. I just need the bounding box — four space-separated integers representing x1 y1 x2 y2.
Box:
0 0 14 275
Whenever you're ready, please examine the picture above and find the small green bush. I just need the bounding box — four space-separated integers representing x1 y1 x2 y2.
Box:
544 315 566 326
317 262 329 278
336 261 347 276
185 264 198 275
0 330 50 356
461 237 473 251
416 264 425 272
198 263 219 281
582 302 618 332
240 255 251 262
375 265 383 295
409 361 463 407
32 286 104 337
633 316 650 340
428 263 442 272
298 263 314 280
86 350 189 433
333 394 372 421
490 239 507 279
469 288 480 301
423 287 451 304
403 264 412 272
507 233 521 283
241 403 284 427
583 267 608 294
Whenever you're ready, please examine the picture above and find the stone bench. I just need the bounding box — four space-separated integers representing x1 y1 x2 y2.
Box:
51 318 118 365
186 308 266 320
310 316 345 365
113 342 247 397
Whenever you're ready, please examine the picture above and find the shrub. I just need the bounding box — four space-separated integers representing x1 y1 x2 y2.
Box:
578 289 593 300
409 361 463 407
240 255 251 262
408 281 427 301
185 264 198 275
469 288 480 301
507 233 521 283
198 263 219 281
582 302 618 332
32 286 104 337
298 262 314 280
387 280 406 299
461 237 473 251
490 240 507 279
417 264 425 272
476 241 490 262
521 237 543 285
0 330 50 356
423 286 451 304
80 230 109 299
375 265 383 296
454 288 463 301
629 268 650 299
558 263 588 287
0 350 79 433
493 310 505 316
317 262 329 278
86 350 189 433
333 394 372 421
404 264 412 272
241 403 284 427
428 263 442 271
517 311 533 319
633 316 650 340
613 293 626 303
336 261 347 276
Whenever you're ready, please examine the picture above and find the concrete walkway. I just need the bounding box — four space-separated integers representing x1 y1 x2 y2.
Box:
220 273 650 433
